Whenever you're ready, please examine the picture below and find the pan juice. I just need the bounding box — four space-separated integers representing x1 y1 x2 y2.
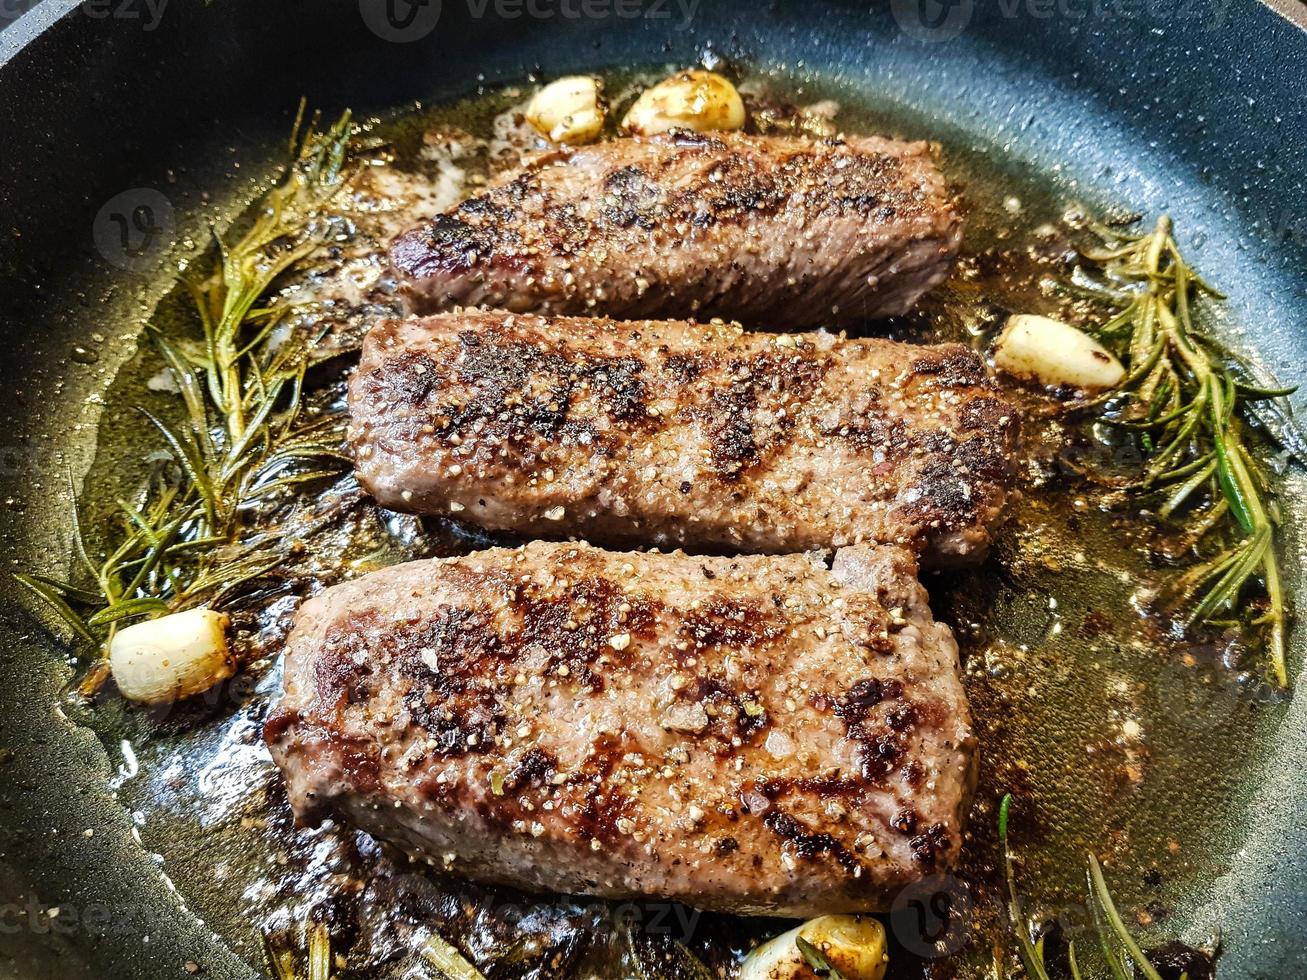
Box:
75 66 1282 978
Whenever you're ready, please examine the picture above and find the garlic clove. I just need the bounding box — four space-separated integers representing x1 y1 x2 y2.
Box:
525 76 606 145
739 915 888 980
993 313 1125 392
621 69 746 136
109 608 234 704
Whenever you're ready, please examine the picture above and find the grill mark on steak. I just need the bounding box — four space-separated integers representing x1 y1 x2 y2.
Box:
697 352 831 477
761 810 863 876
389 132 962 327
371 350 440 407
392 207 517 278
361 327 657 469
701 379 761 477
311 565 666 757
348 311 1017 565
512 574 661 692
826 675 940 790
602 164 661 229
505 747 557 793
266 542 977 916
396 607 507 756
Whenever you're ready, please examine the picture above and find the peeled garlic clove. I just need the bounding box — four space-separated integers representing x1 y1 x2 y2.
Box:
109 608 234 704
621 69 746 136
525 76 606 145
993 313 1125 392
739 915 888 980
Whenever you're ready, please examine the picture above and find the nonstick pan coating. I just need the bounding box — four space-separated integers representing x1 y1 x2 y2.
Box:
1 2 1304 977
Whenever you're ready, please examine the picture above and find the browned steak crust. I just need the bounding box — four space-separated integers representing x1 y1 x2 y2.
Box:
390 132 961 327
264 541 976 916
347 311 1016 566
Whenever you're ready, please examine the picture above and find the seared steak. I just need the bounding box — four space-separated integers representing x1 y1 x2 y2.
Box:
389 132 961 327
265 541 976 916
348 311 1016 565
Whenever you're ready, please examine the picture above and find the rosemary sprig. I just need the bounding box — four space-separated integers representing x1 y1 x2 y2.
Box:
262 922 332 980
616 924 717 980
16 105 355 695
419 931 489 980
1086 853 1164 980
998 794 1058 980
1080 215 1298 686
999 794 1187 980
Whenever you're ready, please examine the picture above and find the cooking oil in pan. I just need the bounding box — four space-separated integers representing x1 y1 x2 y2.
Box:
67 68 1291 978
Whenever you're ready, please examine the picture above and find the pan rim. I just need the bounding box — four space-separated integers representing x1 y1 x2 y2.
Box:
1 2 1305 977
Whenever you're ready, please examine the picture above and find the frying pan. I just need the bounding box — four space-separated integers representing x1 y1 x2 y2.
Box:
1 1 1305 977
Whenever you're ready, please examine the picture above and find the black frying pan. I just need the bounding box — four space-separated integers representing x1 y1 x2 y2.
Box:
1 1 1305 977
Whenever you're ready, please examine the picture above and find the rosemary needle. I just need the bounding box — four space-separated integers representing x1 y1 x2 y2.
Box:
260 921 332 980
419 932 489 980
307 922 332 980
999 793 1172 980
998 794 1054 980
1087 854 1162 980
795 935 848 980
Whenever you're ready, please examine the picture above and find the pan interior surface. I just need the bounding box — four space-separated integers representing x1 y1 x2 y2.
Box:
0 2 1304 978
